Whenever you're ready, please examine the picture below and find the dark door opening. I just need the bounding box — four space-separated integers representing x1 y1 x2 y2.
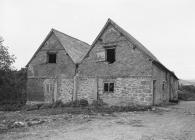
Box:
153 80 156 105
106 48 115 63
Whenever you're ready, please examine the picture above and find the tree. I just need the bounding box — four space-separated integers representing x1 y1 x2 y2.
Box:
0 37 16 71
0 37 27 109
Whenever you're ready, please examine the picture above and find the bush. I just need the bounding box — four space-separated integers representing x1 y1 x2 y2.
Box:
91 99 107 107
0 68 27 106
71 99 89 107
0 103 23 111
24 104 39 111
39 103 52 109
52 100 64 108
61 101 72 107
178 85 195 101
179 85 195 92
78 99 88 107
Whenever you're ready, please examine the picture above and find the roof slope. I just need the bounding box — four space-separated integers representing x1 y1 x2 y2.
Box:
26 29 90 66
108 19 159 62
52 29 90 64
86 18 178 79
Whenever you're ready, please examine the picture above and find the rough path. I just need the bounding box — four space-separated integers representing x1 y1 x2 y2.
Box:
1 101 195 140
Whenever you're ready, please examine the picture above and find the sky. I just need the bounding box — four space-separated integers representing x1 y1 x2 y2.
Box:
1 0 195 80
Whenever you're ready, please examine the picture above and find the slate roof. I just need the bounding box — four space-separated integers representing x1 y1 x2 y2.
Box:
52 29 90 64
26 29 90 66
86 18 178 79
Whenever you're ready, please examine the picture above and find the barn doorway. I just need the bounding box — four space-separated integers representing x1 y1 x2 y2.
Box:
153 80 156 105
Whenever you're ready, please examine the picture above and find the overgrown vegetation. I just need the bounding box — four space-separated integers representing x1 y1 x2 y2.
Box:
22 99 151 116
178 84 195 101
0 37 27 111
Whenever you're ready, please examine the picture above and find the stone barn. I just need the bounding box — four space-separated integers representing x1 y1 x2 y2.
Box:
78 19 178 106
26 19 179 106
26 29 90 104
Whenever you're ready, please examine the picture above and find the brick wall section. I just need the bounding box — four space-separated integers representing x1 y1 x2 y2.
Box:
28 33 76 78
78 24 153 77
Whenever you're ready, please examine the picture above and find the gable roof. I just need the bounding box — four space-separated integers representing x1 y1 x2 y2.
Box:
84 18 178 79
26 29 90 66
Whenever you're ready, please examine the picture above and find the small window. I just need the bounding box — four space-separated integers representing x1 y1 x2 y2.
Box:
106 48 115 63
104 82 114 93
104 83 109 92
48 53 56 63
162 81 166 90
109 83 114 92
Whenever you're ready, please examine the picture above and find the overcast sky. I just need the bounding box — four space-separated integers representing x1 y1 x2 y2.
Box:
1 0 195 80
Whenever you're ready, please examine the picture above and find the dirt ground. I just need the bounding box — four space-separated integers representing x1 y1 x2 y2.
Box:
0 101 195 140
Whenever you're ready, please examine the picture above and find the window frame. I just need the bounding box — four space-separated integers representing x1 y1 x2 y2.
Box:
104 82 115 93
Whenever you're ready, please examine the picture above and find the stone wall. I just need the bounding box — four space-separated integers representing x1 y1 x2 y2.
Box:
75 76 152 106
98 76 152 106
57 78 73 103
